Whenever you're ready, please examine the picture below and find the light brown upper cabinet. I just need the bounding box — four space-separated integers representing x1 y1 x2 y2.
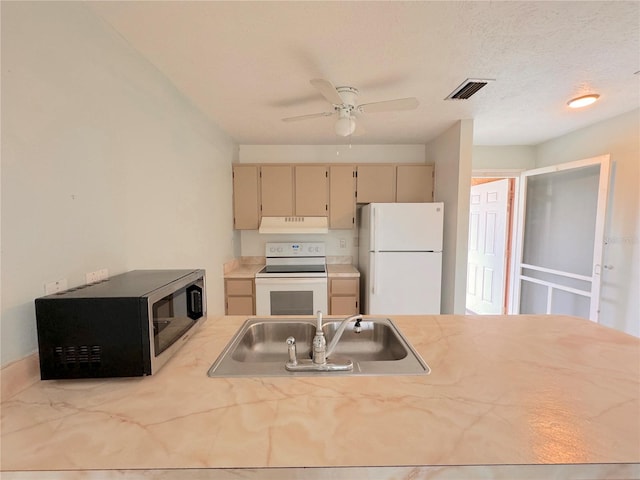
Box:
396 165 434 202
260 165 293 216
294 165 328 216
232 165 260 230
232 162 435 230
329 165 356 229
356 165 396 203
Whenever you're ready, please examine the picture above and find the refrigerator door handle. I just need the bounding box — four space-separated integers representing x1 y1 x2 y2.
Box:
372 207 377 252
371 253 378 295
376 208 383 252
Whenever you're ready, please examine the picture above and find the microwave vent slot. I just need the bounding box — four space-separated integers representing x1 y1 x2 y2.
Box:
54 345 102 367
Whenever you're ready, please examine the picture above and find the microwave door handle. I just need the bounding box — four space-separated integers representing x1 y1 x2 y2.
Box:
190 290 202 313
187 285 203 319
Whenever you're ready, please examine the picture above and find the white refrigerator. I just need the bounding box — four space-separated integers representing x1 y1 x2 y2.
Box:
358 203 444 315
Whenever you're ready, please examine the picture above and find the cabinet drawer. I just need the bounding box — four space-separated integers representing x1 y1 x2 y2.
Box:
227 296 254 315
330 296 359 315
330 278 359 296
225 278 254 296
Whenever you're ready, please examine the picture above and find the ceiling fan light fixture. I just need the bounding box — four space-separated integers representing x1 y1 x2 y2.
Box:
335 116 356 136
567 94 600 109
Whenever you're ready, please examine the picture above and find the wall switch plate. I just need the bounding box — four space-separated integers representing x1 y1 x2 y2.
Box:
45 279 68 295
86 268 109 284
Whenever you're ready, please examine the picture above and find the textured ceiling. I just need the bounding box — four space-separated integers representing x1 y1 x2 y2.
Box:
90 1 639 146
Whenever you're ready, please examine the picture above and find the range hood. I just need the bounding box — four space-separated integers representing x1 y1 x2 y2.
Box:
258 216 329 234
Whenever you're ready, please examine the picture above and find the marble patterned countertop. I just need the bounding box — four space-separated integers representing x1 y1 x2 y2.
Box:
1 314 639 479
223 257 360 278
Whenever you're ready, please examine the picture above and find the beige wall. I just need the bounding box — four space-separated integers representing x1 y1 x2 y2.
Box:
426 120 474 314
1 2 237 366
534 109 639 336
239 144 425 164
472 145 536 171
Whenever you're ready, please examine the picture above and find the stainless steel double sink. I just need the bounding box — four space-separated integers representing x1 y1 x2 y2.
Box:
208 317 430 377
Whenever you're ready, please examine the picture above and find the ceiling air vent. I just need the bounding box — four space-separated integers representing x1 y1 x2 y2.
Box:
445 78 495 100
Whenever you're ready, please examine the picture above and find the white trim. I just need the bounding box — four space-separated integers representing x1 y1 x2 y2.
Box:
520 275 592 297
472 168 524 178
510 172 528 314
520 263 593 282
589 155 611 320
512 155 611 322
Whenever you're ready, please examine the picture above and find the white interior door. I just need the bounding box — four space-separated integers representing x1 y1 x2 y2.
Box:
466 179 509 314
512 155 610 321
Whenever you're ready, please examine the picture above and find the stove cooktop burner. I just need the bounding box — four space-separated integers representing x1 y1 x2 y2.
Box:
261 264 326 274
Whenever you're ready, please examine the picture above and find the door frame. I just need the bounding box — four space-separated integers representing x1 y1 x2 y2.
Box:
510 155 611 321
469 169 523 314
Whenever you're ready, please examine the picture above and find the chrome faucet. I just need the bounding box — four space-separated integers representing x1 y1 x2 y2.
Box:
325 314 363 359
284 311 358 372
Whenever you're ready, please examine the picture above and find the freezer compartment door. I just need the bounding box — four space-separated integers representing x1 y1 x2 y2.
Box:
366 251 442 315
370 203 443 252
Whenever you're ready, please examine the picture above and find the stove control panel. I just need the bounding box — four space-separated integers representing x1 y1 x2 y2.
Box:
265 242 325 257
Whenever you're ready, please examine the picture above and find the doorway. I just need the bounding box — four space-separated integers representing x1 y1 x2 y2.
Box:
466 156 611 321
466 176 517 314
512 155 610 321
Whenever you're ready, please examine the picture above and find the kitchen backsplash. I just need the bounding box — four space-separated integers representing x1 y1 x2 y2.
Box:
239 229 359 265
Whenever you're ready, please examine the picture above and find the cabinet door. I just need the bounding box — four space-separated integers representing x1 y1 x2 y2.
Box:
330 296 359 315
261 165 293 216
396 165 434 202
227 296 254 315
225 279 255 315
329 165 356 229
226 279 254 296
295 165 328 216
356 165 396 203
329 277 360 315
232 165 260 229
330 278 359 296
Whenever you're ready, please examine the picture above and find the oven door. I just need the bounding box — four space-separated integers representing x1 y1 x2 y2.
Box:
255 277 328 316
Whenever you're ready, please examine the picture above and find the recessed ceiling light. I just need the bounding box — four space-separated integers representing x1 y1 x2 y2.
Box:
567 94 600 109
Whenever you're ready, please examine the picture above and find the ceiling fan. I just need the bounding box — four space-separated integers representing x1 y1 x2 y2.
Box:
282 79 419 137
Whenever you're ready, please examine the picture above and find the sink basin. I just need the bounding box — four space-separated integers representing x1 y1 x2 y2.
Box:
208 317 430 377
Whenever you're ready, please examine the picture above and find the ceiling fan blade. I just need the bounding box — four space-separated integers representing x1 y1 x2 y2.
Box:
282 111 335 122
310 78 344 105
358 97 419 113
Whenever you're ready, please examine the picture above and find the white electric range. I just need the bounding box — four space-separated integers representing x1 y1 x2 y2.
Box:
255 242 328 315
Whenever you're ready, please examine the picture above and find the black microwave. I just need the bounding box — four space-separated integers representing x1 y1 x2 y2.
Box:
35 269 206 380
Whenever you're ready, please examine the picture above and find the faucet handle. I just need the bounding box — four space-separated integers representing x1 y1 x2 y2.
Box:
285 336 297 366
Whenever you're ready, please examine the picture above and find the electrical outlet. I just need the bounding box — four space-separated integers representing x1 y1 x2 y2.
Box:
339 238 347 249
97 268 109 281
86 268 109 284
44 279 67 295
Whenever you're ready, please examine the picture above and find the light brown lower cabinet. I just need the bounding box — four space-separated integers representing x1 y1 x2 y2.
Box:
328 277 360 315
224 278 255 315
